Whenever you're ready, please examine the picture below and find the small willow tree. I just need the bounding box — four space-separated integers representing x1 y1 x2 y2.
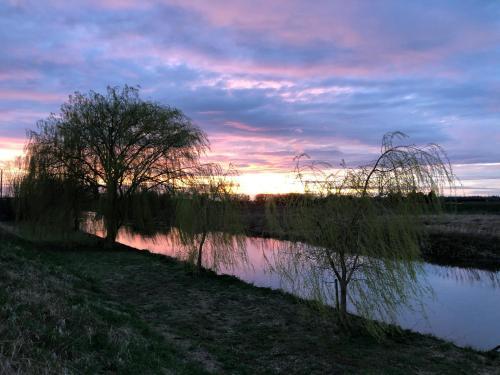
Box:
267 132 455 333
20 86 207 243
175 164 247 273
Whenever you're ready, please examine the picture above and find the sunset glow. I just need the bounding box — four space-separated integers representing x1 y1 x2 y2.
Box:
0 138 24 161
1 1 499 195
234 173 304 197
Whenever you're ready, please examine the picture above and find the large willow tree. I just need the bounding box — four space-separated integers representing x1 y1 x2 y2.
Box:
267 132 455 333
22 86 207 243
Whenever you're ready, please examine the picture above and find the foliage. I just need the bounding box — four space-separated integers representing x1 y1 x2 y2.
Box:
125 190 177 233
13 160 90 235
174 164 247 272
266 132 455 335
0 158 23 198
19 85 207 243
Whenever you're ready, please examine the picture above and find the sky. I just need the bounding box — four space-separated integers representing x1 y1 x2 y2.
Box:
1 0 499 196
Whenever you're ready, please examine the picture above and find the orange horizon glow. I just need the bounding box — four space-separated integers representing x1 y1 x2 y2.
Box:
0 138 24 163
232 172 304 197
1 145 499 197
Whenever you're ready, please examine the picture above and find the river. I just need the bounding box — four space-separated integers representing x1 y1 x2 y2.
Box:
86 223 500 351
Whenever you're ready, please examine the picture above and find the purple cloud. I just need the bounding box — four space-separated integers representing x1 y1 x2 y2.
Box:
0 0 499 193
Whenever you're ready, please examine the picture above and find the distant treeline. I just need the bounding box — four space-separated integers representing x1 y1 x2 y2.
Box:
3 192 500 226
253 193 500 203
441 196 500 214
443 196 500 202
250 192 439 210
250 193 500 214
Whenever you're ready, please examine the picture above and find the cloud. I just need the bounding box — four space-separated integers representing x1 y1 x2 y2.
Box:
0 0 499 193
0 90 64 103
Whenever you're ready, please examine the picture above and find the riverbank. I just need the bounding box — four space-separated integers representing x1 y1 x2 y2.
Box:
0 227 498 374
241 205 500 270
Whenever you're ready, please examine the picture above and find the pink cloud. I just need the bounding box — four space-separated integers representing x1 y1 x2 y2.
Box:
0 137 25 150
224 121 263 132
0 90 64 103
106 41 464 82
137 46 377 79
0 137 25 162
157 0 500 79
84 0 152 10
0 69 41 81
165 0 362 46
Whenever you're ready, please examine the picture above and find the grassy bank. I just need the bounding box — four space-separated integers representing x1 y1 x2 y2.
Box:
0 230 204 374
423 232 500 270
1 228 499 374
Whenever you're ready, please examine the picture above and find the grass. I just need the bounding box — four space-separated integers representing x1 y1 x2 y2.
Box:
1 227 499 374
0 230 204 374
421 214 500 270
423 231 500 270
424 214 500 238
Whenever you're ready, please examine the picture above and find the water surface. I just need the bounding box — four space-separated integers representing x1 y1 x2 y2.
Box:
90 225 500 350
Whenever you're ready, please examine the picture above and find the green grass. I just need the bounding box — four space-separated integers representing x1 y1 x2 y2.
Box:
1 228 499 374
0 232 205 374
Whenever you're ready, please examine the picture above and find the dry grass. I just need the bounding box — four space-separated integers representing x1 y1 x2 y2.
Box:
423 214 500 237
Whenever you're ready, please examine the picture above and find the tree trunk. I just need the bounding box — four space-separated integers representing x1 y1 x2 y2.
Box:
105 221 118 245
73 213 80 232
104 185 119 245
339 279 348 321
197 230 207 272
